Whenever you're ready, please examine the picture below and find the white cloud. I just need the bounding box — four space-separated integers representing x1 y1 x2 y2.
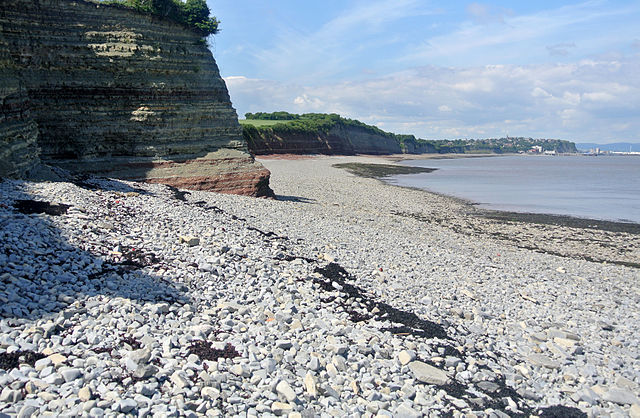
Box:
250 0 435 82
582 92 615 102
401 2 640 67
226 56 640 142
531 87 552 98
546 42 576 57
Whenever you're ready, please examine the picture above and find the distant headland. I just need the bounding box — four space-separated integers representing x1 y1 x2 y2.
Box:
241 112 578 156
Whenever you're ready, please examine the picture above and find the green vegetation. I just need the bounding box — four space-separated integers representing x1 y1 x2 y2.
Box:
239 119 296 127
100 0 219 36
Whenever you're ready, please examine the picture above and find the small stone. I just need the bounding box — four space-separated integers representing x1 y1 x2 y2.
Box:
629 404 640 418
60 368 82 382
230 364 244 376
398 350 416 366
271 401 293 415
308 357 319 371
47 353 67 367
602 388 640 405
118 399 137 413
38 392 58 401
408 361 450 385
179 236 200 246
276 380 297 402
275 340 292 350
201 387 220 400
527 354 561 369
304 372 317 397
478 381 500 393
17 405 37 418
79 386 92 401
615 376 637 391
24 382 37 394
401 383 416 399
171 371 190 389
553 337 577 349
129 348 152 364
393 404 421 418
34 357 52 371
132 365 158 379
0 387 22 403
89 407 105 417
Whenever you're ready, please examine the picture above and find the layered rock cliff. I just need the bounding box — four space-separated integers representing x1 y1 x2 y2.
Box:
0 0 272 197
245 123 407 155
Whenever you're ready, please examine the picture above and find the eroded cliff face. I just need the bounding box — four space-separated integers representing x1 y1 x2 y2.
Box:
246 124 405 156
0 0 272 197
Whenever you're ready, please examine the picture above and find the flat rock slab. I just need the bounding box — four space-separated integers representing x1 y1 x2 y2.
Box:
408 360 450 385
528 354 561 369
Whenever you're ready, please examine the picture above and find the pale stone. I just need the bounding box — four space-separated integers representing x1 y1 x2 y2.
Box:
47 353 67 367
276 380 297 402
398 350 416 365
304 372 317 397
271 401 293 415
602 388 640 405
527 354 561 369
78 386 92 402
408 361 450 385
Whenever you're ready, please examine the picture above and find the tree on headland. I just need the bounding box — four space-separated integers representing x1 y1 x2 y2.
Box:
102 0 219 36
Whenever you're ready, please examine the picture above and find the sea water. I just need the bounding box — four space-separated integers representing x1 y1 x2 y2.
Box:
387 155 640 224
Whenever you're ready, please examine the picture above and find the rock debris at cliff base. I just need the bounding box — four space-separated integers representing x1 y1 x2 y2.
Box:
0 156 638 417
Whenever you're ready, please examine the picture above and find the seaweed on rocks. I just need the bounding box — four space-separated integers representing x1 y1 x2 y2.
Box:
14 199 70 216
314 263 447 339
166 185 190 201
116 245 159 269
188 340 240 362
311 262 586 417
120 335 142 350
193 201 225 213
536 405 587 417
0 350 46 370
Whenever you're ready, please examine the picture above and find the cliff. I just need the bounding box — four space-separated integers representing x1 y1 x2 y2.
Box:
0 0 272 197
245 123 403 155
243 113 578 156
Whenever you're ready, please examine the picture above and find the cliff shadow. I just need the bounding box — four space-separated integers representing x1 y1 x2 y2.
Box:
27 164 156 196
0 179 186 322
275 194 316 204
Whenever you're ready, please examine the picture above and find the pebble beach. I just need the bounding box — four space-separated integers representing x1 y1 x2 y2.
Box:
1 155 639 417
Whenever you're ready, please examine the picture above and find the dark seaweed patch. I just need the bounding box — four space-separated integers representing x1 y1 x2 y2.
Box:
14 200 70 216
0 351 46 370
166 186 190 201
188 340 240 362
314 263 447 339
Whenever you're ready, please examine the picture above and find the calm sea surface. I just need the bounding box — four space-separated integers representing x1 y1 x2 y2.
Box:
387 155 640 224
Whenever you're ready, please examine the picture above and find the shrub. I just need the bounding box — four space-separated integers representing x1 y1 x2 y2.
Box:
100 0 219 36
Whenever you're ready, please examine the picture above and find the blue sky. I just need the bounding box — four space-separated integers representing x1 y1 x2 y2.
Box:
207 0 640 142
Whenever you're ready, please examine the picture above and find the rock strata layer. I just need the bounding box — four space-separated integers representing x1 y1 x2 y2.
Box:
0 0 272 197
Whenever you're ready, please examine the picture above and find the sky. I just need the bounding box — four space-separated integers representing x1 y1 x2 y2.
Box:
206 0 640 142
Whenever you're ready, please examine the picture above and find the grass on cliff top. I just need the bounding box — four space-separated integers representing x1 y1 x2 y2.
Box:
239 119 296 127
333 163 436 178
